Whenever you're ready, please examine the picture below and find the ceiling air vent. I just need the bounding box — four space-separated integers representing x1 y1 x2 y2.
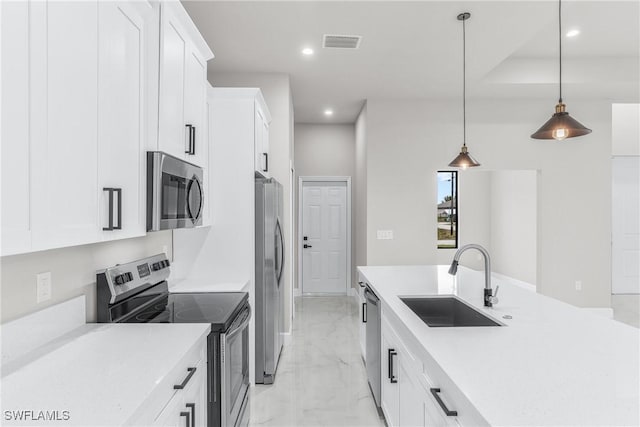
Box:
322 34 362 49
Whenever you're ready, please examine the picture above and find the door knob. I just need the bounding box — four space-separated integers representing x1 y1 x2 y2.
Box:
304 244 312 249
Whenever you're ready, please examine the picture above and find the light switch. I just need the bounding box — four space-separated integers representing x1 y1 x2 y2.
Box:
36 272 52 303
377 230 394 240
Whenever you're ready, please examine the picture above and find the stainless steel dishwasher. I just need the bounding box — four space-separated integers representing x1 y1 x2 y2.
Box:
364 285 381 408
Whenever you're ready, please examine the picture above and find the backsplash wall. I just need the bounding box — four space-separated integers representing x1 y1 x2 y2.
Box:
0 231 172 324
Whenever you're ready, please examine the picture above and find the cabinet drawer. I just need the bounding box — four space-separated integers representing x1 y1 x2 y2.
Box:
126 338 206 425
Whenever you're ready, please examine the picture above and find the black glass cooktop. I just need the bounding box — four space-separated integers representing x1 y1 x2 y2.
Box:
121 292 248 332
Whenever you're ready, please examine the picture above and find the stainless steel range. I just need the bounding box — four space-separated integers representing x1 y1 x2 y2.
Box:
96 254 250 427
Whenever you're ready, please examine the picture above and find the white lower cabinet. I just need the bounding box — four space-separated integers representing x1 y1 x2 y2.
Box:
153 357 206 427
381 307 469 427
358 282 367 359
131 339 207 426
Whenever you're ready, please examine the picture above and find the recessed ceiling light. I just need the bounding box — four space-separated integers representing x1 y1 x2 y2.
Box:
324 109 334 116
566 29 580 38
302 47 314 56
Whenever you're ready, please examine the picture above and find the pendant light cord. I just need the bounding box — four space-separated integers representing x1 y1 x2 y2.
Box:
558 0 563 103
462 15 467 146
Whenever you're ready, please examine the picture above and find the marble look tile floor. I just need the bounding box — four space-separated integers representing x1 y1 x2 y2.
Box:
249 296 385 427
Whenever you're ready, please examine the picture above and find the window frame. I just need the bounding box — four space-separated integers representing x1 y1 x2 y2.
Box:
437 170 459 249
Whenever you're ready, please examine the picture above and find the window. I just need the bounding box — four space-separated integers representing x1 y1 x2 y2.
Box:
437 171 458 249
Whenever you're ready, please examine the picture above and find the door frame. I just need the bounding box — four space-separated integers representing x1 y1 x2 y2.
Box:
298 176 352 295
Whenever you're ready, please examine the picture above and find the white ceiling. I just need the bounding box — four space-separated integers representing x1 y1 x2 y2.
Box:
182 1 640 124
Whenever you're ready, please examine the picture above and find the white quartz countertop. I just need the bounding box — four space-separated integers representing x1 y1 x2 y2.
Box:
1 323 210 426
358 265 640 427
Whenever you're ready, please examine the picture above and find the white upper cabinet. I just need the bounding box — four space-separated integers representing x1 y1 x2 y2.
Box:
98 0 159 241
254 101 271 178
1 1 32 256
157 1 213 166
29 0 101 250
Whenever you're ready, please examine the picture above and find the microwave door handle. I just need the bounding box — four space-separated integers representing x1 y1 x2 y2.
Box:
186 177 203 222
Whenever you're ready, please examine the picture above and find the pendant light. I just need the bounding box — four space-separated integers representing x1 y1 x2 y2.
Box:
531 0 591 140
449 12 480 169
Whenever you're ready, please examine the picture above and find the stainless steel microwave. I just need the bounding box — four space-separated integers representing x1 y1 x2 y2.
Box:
147 151 203 231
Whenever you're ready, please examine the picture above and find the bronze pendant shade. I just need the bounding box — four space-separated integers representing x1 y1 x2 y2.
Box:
531 0 591 140
449 12 480 168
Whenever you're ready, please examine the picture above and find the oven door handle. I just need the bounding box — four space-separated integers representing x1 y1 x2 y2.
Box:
226 306 252 339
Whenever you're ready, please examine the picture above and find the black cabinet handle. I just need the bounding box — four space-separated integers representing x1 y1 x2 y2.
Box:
180 411 190 427
430 388 458 417
190 126 196 155
186 403 195 427
185 124 193 154
114 188 122 230
102 188 122 231
174 367 196 389
388 349 397 383
362 302 367 323
263 152 268 172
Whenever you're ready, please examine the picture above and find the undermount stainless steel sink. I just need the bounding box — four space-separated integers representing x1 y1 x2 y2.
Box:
400 297 502 327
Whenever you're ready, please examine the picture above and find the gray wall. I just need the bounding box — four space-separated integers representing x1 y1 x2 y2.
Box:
359 97 612 308
1 231 172 323
294 123 356 289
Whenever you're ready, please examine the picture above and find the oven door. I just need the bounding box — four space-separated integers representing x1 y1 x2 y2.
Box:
147 152 204 231
221 305 251 427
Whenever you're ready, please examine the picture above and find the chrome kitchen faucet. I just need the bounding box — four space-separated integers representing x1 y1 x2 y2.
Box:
448 244 499 307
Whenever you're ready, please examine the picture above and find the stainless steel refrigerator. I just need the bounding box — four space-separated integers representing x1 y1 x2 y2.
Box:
255 177 285 384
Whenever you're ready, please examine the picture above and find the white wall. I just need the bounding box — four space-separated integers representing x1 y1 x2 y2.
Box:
0 231 172 323
612 104 640 156
355 104 368 281
294 124 356 288
490 170 537 285
363 97 612 308
206 72 295 333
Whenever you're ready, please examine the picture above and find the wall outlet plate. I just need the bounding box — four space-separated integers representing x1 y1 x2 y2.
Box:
36 272 52 303
575 280 582 291
377 230 394 240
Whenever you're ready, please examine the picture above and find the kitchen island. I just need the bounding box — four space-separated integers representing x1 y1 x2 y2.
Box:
358 265 639 427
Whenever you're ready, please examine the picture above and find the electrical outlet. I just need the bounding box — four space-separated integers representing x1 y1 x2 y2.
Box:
575 280 582 291
377 230 394 240
36 272 52 303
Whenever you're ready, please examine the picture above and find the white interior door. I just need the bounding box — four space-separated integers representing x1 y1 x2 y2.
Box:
302 181 348 294
612 156 640 294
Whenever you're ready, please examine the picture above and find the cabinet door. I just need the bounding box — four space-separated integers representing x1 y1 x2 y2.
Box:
30 0 100 250
1 0 32 255
183 49 207 167
359 287 367 359
98 0 157 241
261 117 270 177
381 334 400 427
399 359 426 427
158 3 188 159
254 104 266 176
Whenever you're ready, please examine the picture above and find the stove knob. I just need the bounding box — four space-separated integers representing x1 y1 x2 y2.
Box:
151 262 161 271
125 272 134 282
163 260 170 268
115 274 125 285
